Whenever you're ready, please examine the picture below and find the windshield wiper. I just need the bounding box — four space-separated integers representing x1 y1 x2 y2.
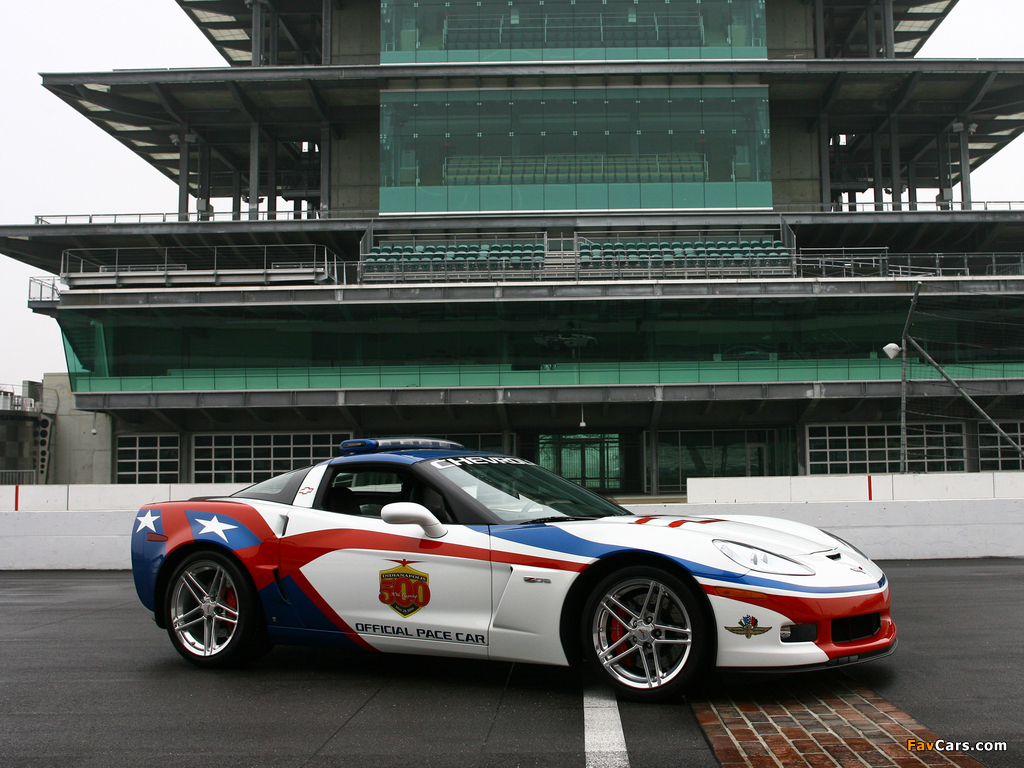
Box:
518 515 598 525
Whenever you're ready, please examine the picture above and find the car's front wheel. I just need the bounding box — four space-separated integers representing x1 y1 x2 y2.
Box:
164 551 271 667
581 565 710 701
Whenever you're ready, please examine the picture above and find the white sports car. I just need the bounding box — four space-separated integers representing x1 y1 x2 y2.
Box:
131 438 896 701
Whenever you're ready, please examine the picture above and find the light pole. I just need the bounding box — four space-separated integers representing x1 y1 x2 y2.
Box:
882 282 922 473
884 283 1024 472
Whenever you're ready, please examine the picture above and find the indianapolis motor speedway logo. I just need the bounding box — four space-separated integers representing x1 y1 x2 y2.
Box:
379 560 431 617
725 615 772 639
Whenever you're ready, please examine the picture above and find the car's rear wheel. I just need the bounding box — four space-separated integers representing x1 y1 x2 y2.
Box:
165 551 271 667
581 565 710 701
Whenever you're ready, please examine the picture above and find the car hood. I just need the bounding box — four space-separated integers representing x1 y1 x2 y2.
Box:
552 514 837 556
517 514 884 589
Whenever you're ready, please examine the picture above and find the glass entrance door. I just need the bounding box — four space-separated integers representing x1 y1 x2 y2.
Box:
539 434 623 491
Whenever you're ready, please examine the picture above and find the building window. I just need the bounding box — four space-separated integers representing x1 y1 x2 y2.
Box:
380 86 772 213
117 434 181 484
192 432 351 484
979 422 1024 471
538 433 623 491
381 0 767 63
654 428 796 494
806 423 966 475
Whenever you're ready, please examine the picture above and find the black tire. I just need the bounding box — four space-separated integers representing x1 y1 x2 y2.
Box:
164 550 272 668
581 565 711 702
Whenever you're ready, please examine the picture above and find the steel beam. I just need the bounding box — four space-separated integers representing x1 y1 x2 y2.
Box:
40 59 1024 89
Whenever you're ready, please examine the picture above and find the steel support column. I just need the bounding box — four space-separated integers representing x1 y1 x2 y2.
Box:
866 0 877 58
250 0 265 66
882 0 896 58
249 122 261 221
814 0 826 58
872 131 884 210
268 9 279 66
937 133 953 208
177 135 190 222
889 112 902 210
232 170 241 220
959 127 973 211
198 141 212 220
322 0 333 65
267 140 277 220
319 122 331 215
819 116 832 208
907 161 918 211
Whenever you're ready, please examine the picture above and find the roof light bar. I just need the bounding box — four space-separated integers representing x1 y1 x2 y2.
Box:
338 437 467 455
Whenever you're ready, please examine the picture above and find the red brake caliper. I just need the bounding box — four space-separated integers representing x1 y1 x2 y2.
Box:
224 588 237 611
609 616 634 667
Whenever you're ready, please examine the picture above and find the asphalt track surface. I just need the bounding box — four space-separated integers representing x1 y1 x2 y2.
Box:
0 559 1020 768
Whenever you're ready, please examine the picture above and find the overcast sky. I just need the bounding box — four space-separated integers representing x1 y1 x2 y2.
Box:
2 0 1024 387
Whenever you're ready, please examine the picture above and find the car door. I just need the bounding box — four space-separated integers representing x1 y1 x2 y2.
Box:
278 461 493 657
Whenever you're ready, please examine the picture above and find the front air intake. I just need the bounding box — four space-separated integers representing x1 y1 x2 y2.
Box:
831 612 881 643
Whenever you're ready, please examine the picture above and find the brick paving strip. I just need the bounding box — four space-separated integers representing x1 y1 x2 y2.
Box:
691 671 986 768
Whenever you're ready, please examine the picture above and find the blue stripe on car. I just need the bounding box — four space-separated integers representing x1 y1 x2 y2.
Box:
490 524 887 595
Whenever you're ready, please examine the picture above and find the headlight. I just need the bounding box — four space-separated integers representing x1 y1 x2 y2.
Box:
714 540 815 576
822 530 869 560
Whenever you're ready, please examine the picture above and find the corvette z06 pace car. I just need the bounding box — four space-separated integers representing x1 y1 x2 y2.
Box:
131 438 896 701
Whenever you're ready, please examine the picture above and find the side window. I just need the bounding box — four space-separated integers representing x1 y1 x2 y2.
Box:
318 468 405 517
316 464 455 523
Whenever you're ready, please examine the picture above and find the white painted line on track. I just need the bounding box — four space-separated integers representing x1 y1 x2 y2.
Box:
583 685 630 768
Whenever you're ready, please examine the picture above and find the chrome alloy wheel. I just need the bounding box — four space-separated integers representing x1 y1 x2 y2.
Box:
591 577 693 690
170 560 240 657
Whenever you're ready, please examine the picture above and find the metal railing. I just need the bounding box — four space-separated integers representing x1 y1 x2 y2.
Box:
29 276 61 302
60 244 344 285
32 201 1024 226
0 470 36 485
358 250 1024 284
34 209 377 226
774 200 1024 213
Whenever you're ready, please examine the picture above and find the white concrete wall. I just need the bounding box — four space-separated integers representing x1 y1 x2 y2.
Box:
687 472 1024 503
0 483 245 513
2 479 1023 568
0 484 243 570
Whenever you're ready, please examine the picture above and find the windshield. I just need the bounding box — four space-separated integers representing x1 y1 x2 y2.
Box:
426 456 632 524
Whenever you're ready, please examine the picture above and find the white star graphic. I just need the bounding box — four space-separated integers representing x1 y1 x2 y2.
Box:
195 515 238 543
136 510 160 533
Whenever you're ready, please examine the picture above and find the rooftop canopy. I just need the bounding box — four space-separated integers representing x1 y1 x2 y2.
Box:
38 59 1024 204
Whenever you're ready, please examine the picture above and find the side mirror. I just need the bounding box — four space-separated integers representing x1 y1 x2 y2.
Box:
381 502 447 539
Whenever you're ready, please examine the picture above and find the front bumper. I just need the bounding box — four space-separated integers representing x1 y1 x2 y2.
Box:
706 582 896 670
